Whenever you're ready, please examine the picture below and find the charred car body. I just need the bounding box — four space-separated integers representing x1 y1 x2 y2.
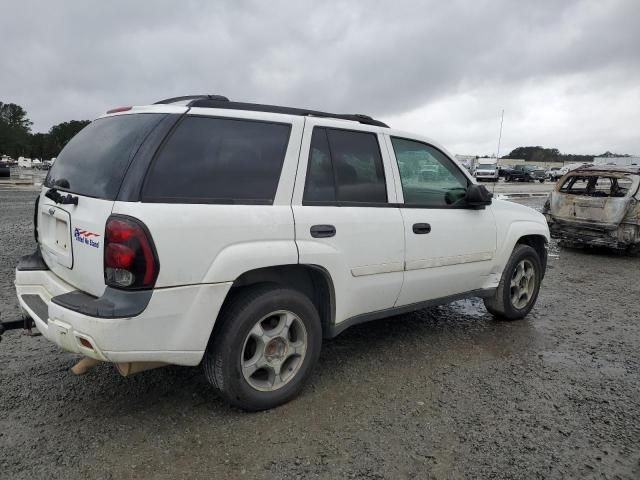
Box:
543 166 640 252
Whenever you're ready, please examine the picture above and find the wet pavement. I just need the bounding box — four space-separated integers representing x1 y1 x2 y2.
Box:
1 188 639 479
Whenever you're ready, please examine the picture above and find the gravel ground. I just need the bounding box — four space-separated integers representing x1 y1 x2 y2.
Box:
1 187 639 479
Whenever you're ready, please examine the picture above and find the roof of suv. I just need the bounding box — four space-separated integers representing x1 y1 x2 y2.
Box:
152 95 389 128
574 165 640 175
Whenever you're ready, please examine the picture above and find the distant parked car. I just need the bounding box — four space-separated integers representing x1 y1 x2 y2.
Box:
558 162 591 177
546 167 563 181
503 165 546 183
498 165 511 178
0 162 10 178
419 165 439 181
543 165 640 253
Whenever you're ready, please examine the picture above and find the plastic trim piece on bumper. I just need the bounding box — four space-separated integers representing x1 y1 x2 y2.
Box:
51 287 152 319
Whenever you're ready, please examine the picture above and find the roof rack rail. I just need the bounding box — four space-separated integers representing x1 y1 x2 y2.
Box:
154 95 229 105
153 95 388 128
189 98 389 128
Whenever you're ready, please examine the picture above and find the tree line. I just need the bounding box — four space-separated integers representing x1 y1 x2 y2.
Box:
502 146 630 164
2 101 631 164
0 102 90 160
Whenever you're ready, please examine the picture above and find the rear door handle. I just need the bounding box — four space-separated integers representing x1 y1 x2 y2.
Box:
412 223 431 234
310 224 336 238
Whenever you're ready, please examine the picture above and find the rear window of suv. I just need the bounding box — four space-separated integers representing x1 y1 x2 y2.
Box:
45 113 165 199
303 127 387 204
142 116 291 204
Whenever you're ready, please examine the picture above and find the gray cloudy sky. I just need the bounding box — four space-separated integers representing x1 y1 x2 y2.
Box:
1 0 638 155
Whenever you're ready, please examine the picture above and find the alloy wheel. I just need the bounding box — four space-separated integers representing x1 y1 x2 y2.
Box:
510 259 536 309
241 310 308 392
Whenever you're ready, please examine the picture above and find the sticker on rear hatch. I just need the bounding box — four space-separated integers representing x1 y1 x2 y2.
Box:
74 228 101 248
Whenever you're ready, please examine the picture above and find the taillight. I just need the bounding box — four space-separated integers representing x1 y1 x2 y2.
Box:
104 215 159 289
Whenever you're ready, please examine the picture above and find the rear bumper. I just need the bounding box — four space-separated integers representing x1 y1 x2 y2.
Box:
546 219 630 249
15 268 232 366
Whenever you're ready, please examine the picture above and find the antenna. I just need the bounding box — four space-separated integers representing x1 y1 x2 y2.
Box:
492 109 504 195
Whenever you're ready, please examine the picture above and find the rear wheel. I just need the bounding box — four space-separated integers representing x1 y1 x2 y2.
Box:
203 286 322 411
484 244 543 320
505 175 511 182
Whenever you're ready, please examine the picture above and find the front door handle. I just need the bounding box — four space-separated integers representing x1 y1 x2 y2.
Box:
310 224 336 238
412 223 431 234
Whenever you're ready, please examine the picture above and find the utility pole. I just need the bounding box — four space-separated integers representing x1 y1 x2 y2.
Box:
491 109 505 195
496 109 504 162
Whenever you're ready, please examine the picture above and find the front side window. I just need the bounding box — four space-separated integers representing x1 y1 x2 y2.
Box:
143 116 291 204
391 137 468 207
303 127 387 204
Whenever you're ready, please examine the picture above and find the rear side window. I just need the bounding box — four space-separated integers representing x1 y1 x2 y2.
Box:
142 116 290 204
560 175 634 198
45 114 165 199
303 127 387 204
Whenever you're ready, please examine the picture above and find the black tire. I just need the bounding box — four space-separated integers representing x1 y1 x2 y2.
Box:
628 243 640 256
539 179 545 183
505 175 511 182
203 285 322 411
484 244 543 320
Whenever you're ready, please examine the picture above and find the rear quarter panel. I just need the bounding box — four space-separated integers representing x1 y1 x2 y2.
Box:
111 203 298 287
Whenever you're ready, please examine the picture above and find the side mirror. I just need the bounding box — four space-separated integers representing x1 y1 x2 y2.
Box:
465 183 493 208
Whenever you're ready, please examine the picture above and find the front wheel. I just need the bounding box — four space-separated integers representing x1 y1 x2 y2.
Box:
484 244 543 320
505 175 511 182
539 179 545 183
203 286 322 411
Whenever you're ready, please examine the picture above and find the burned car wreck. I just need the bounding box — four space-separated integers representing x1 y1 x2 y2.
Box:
543 166 640 252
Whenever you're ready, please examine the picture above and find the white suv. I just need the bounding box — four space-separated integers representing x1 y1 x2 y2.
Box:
15 95 549 410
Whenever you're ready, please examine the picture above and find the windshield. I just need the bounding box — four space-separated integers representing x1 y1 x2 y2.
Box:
45 113 165 199
478 163 496 169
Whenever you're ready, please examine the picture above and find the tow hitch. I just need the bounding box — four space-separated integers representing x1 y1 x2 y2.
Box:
0 316 37 342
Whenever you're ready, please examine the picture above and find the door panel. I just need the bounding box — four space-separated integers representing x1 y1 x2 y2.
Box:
383 134 497 306
396 207 496 306
292 118 404 324
293 205 405 321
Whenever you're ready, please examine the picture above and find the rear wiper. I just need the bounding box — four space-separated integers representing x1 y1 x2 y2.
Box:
45 188 79 206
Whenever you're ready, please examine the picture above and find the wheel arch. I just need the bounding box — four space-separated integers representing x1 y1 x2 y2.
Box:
490 218 550 284
516 234 548 278
212 264 336 342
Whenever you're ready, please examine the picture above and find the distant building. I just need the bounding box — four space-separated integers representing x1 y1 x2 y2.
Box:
498 158 525 166
593 156 639 166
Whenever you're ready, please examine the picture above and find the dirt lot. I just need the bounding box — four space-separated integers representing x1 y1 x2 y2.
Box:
1 185 639 479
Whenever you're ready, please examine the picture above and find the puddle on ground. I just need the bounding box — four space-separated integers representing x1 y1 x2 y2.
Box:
449 298 487 317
